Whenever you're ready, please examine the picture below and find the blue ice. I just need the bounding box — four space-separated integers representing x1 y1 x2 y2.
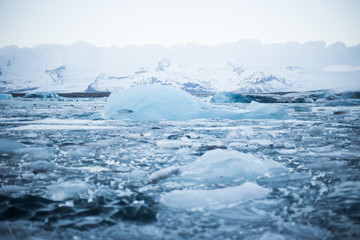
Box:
0 94 13 100
103 85 288 121
24 92 60 99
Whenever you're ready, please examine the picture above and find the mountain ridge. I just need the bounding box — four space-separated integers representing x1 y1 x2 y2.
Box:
0 41 359 94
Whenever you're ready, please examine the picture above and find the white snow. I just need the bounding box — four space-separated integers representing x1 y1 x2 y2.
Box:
160 182 270 210
1 41 358 94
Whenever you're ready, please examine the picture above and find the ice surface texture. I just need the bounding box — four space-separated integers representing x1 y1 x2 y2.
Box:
103 85 288 121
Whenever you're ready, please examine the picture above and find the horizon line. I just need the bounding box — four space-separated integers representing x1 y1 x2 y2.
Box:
1 39 360 50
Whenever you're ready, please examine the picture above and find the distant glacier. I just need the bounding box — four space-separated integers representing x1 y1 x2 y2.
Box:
0 40 359 94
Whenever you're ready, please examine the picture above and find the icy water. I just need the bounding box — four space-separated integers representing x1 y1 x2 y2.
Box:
0 95 360 240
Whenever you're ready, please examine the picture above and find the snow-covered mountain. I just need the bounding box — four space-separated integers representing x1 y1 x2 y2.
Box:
0 41 359 94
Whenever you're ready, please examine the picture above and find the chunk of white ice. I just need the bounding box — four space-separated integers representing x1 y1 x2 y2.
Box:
160 182 270 210
149 166 180 183
45 180 88 201
181 149 285 182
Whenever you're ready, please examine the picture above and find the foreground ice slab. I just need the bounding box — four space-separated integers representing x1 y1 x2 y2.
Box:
160 182 269 210
181 149 285 182
103 85 288 121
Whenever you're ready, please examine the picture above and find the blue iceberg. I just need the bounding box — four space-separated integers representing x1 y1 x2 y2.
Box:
0 94 13 100
103 85 288 121
24 92 60 99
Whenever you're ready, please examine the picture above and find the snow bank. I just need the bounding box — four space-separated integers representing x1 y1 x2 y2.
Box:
160 182 269 210
181 149 285 182
0 94 13 100
103 85 288 121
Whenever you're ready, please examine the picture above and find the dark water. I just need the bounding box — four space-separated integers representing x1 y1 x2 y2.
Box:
0 95 359 239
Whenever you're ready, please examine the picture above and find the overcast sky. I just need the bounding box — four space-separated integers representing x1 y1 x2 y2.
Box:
0 0 359 48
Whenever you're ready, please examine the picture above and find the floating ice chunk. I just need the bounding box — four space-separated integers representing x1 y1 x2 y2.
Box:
181 149 285 182
156 140 192 149
149 166 179 183
45 180 88 201
240 101 288 119
22 160 55 174
103 85 288 121
278 149 297 155
210 92 278 103
0 139 26 153
160 182 269 210
23 92 60 99
103 85 211 120
0 94 13 100
258 232 286 240
211 92 250 103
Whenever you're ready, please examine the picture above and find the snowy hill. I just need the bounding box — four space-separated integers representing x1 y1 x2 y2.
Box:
0 41 359 94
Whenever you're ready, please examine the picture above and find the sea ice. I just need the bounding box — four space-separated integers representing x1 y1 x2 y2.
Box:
0 139 25 153
0 94 13 100
240 101 288 119
103 85 288 121
160 182 270 210
181 149 285 182
45 180 88 201
148 166 180 183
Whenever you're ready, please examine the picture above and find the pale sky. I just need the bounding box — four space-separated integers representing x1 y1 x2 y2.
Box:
0 0 359 48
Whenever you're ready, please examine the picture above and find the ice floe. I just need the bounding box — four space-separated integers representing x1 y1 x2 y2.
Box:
180 149 285 182
160 182 269 210
45 180 88 201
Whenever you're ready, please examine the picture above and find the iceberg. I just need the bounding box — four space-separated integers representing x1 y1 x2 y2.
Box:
181 149 285 182
0 94 13 100
240 101 289 119
211 92 277 103
160 182 269 210
103 85 288 121
23 92 60 99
